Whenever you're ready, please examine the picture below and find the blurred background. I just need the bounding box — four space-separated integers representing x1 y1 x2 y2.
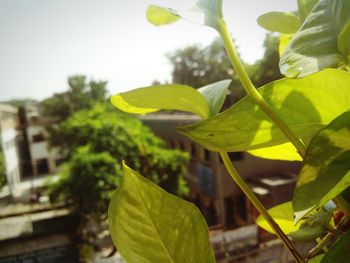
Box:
0 0 309 262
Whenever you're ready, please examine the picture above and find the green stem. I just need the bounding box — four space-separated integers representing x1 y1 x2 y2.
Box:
217 19 306 158
220 152 305 263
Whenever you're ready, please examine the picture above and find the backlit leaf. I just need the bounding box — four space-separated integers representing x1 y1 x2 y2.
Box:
111 84 210 119
248 142 302 161
146 5 180 26
321 230 350 263
257 12 301 34
293 111 350 220
178 70 350 158
280 0 350 78
297 0 319 21
256 202 302 234
108 164 215 263
279 34 293 57
198 79 231 116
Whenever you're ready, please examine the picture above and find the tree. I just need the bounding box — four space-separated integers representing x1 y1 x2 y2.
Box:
247 33 283 87
41 75 108 121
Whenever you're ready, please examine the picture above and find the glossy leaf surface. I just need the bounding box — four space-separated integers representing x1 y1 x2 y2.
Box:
293 111 350 219
321 230 350 263
111 84 210 119
197 79 230 116
178 70 350 156
257 12 300 34
280 0 350 78
256 202 302 234
108 164 215 263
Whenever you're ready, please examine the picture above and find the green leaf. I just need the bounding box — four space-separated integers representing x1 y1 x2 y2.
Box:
108 164 215 263
293 111 350 220
338 20 350 57
321 230 350 263
280 0 350 78
289 208 332 241
279 34 294 57
146 0 223 30
309 254 324 263
256 202 302 234
178 70 350 157
257 12 301 34
248 142 302 161
146 5 180 26
198 80 231 116
111 84 210 119
297 0 319 21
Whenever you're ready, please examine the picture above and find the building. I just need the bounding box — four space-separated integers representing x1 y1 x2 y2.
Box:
0 103 21 192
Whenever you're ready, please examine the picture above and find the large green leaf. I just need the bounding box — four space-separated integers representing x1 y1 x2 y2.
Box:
293 111 350 219
108 164 215 263
178 70 350 156
280 0 350 78
321 230 350 263
256 202 302 234
257 12 301 34
338 20 350 57
111 84 210 119
197 80 231 116
297 0 319 21
146 0 223 30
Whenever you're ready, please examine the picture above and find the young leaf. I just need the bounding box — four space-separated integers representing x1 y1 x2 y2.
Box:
146 5 180 26
280 0 350 78
178 69 350 157
197 79 231 116
289 209 332 241
256 202 302 234
321 230 350 263
257 12 301 34
293 111 350 220
108 164 215 263
146 0 223 30
111 84 210 119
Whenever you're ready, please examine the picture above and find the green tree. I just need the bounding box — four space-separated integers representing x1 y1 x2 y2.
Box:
247 33 283 87
41 75 108 121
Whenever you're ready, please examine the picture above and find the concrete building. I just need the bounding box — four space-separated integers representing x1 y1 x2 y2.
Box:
0 103 21 192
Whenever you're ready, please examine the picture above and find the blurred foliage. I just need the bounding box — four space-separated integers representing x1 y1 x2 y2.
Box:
41 75 108 121
47 103 189 221
0 146 6 188
167 34 282 98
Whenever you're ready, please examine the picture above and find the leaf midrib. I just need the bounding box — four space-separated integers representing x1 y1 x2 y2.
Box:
132 175 175 263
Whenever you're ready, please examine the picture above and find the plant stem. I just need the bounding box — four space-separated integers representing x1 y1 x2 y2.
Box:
217 19 306 158
220 152 305 263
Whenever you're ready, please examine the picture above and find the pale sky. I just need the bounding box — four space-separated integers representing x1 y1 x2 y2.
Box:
0 0 297 101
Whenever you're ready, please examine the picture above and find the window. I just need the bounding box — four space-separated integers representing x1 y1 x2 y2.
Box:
36 159 49 175
228 152 243 161
191 143 196 157
32 133 45 143
204 149 211 162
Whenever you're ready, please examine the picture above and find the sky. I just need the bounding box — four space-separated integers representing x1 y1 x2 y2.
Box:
0 0 297 101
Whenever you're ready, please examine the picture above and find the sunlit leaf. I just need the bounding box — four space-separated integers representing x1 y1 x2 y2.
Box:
293 111 350 220
309 254 324 263
257 12 300 34
297 0 319 21
108 164 215 263
111 84 210 119
280 0 350 78
146 5 180 26
289 208 332 241
256 202 302 234
198 79 231 116
321 230 350 263
146 0 223 30
178 70 350 158
248 142 302 161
